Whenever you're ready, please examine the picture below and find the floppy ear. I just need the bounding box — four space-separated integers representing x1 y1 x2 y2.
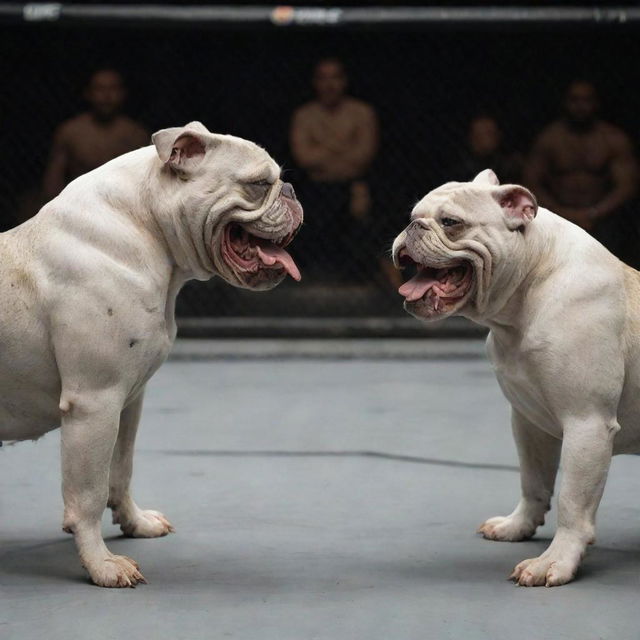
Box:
493 184 538 230
473 169 500 186
152 121 214 174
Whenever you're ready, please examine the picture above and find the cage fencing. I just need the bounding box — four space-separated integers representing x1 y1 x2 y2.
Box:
3 5 640 335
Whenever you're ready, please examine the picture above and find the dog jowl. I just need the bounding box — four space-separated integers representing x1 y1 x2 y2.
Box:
393 168 639 586
0 122 302 587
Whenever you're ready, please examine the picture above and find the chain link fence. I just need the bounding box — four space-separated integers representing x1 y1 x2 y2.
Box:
3 5 640 333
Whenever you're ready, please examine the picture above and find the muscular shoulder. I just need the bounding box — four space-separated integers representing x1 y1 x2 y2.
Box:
117 115 148 136
292 101 320 120
343 97 376 118
53 113 93 142
598 121 633 151
109 116 149 148
290 103 320 133
532 121 566 150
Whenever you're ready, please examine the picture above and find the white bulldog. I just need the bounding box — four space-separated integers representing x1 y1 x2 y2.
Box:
393 169 640 587
0 122 302 587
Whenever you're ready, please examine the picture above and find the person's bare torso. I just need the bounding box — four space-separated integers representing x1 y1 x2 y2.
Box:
298 98 372 181
59 113 148 180
543 121 621 207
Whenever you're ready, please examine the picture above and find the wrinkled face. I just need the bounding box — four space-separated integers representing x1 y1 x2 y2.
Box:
216 172 303 290
153 124 303 290
202 138 303 290
392 173 536 322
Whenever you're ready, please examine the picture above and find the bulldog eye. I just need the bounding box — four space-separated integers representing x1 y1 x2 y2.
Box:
252 179 271 187
440 216 461 228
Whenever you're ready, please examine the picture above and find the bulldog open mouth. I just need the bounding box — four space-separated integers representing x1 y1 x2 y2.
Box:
222 222 301 282
398 251 473 312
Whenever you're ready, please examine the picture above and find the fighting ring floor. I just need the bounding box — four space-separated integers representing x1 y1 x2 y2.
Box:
1 341 638 639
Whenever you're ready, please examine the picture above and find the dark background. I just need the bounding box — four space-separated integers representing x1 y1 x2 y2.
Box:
3 7 640 319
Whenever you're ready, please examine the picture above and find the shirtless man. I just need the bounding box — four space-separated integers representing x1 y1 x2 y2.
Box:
453 115 523 185
290 57 379 280
290 57 378 187
43 69 148 200
524 80 637 234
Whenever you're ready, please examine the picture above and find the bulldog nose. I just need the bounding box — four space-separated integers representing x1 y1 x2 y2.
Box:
281 182 297 200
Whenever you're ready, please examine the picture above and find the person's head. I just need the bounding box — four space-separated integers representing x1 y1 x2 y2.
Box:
563 80 599 128
312 57 348 107
84 68 126 121
468 116 502 157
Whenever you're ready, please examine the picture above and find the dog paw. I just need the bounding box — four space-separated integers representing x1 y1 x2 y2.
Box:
86 554 147 588
117 509 175 538
509 554 579 587
477 515 538 541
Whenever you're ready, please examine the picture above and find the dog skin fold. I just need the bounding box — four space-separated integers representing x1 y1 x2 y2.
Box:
0 121 302 587
393 168 640 587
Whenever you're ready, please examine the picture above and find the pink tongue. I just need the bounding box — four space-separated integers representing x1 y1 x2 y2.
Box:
398 270 438 302
256 241 302 281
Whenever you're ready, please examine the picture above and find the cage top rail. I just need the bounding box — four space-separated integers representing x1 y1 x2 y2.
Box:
2 4 640 27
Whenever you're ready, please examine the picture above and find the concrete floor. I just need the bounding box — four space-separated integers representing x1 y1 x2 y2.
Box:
1 343 639 639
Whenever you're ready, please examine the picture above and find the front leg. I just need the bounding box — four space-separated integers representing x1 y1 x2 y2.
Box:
479 410 561 541
511 416 617 587
61 391 146 587
108 390 174 538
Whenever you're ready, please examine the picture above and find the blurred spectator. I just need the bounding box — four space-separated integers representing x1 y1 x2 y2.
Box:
524 80 638 261
453 114 523 184
43 68 148 200
289 57 379 281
